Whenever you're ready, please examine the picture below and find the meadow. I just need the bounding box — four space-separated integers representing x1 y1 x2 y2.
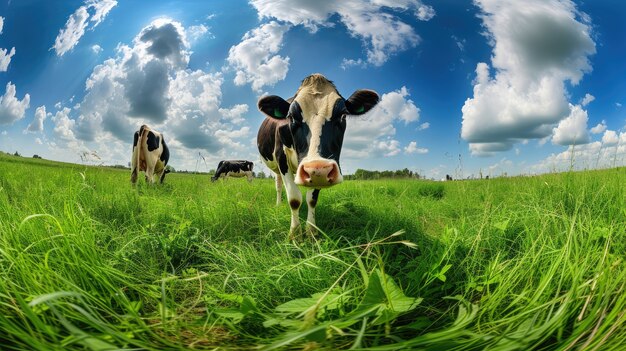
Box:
1 152 625 350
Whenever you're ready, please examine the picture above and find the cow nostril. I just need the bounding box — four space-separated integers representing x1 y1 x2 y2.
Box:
328 165 338 181
300 168 311 181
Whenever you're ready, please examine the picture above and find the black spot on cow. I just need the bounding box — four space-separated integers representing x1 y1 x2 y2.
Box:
133 131 139 147
290 199 301 210
309 189 320 208
146 131 160 152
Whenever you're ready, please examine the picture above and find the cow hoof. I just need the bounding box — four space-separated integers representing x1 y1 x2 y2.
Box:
306 225 318 238
289 226 302 241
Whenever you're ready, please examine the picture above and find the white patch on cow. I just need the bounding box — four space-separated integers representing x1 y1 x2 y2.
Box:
294 75 341 161
283 145 299 173
281 171 302 237
262 155 279 174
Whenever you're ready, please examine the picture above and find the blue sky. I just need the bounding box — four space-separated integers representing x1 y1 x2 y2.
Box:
0 0 625 179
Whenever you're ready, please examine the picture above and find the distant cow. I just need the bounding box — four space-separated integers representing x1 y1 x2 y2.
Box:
446 174 453 181
257 73 379 238
131 125 170 184
211 160 254 182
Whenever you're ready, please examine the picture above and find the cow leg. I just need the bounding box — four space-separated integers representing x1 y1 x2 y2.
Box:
274 173 283 205
247 171 253 182
131 167 138 184
145 163 155 184
281 172 301 240
306 189 320 237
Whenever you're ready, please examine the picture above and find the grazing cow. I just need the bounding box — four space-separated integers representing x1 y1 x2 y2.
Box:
257 73 379 238
211 160 254 182
131 125 170 184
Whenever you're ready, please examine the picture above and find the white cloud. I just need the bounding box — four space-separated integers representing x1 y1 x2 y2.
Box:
601 129 619 146
529 140 626 174
341 58 366 70
580 93 595 106
187 24 212 42
0 82 30 125
418 122 429 130
0 16 15 72
375 139 401 157
378 86 420 124
35 138 43 145
404 141 428 154
461 0 595 155
26 105 48 133
590 120 607 134
227 21 290 92
249 0 433 67
53 19 256 170
0 47 15 72
552 104 590 146
52 0 117 56
617 102 623 108
219 104 249 124
91 44 102 54
344 86 420 158
52 107 76 141
415 3 436 21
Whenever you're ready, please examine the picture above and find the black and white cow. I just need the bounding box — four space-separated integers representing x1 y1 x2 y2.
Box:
257 73 379 238
131 125 170 184
211 160 254 182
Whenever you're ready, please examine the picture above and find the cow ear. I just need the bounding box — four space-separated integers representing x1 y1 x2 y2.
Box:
345 89 379 115
258 95 290 119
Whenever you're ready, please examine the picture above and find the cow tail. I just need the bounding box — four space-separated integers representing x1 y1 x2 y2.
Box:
137 125 147 175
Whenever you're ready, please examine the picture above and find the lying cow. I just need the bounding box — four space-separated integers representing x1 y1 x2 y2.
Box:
257 73 379 238
211 160 254 182
131 124 170 184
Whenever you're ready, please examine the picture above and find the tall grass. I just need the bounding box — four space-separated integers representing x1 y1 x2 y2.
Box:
0 152 625 350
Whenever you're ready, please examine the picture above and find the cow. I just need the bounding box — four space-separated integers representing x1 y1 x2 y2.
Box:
257 73 379 239
211 160 254 182
131 124 170 185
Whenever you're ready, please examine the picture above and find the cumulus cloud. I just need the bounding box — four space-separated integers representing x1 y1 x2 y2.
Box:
52 107 76 141
418 122 429 130
0 16 15 72
344 86 421 158
0 47 15 72
56 19 255 170
52 0 117 56
580 93 595 106
0 82 30 125
529 139 626 174
404 141 428 154
461 0 595 155
91 44 102 54
26 105 48 133
590 120 607 134
227 21 290 92
601 129 619 146
248 0 433 68
552 104 590 146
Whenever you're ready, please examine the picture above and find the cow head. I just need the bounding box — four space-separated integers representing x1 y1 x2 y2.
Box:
258 74 379 188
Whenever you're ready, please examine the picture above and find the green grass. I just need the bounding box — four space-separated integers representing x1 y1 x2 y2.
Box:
1 152 625 350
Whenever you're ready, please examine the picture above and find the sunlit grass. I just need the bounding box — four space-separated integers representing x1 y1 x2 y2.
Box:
1 152 625 350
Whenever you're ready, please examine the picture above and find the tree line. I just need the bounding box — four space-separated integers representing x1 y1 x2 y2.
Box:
344 168 422 180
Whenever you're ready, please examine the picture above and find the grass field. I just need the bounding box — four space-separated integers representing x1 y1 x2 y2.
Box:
1 152 625 350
